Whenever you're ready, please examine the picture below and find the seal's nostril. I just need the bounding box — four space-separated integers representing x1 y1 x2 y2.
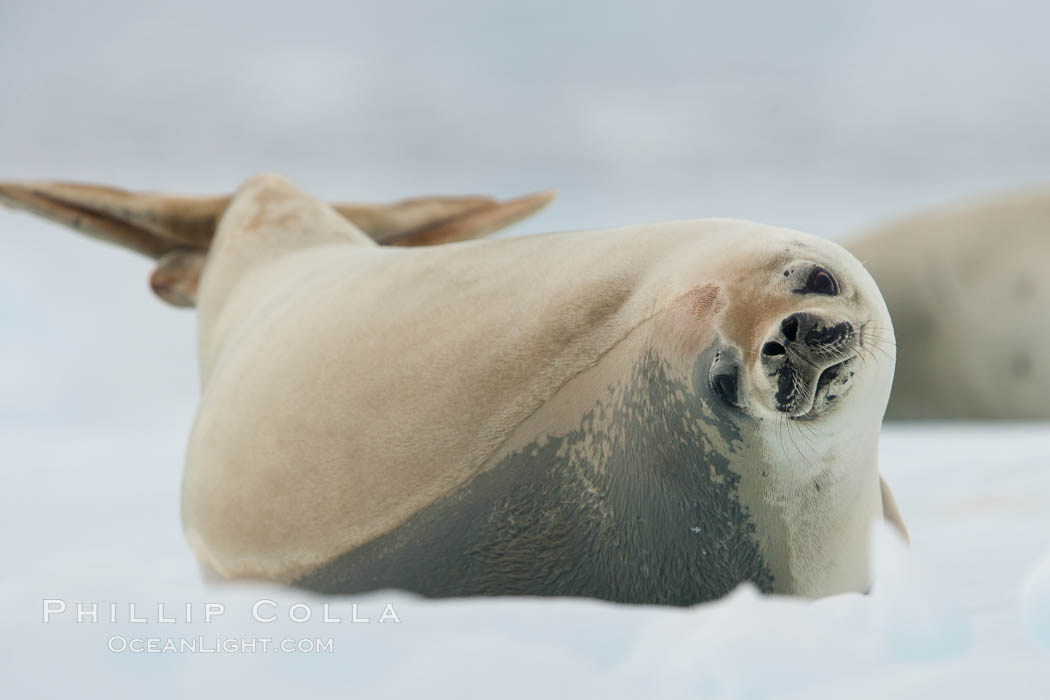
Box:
762 341 786 357
781 315 799 342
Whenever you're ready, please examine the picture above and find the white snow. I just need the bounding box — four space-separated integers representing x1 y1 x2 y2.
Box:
1021 547 1050 649
2 406 1048 697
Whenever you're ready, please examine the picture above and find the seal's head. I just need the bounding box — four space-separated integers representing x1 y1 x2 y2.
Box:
706 231 895 428
682 227 898 597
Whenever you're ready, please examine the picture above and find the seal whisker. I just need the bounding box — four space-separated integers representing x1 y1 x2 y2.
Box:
855 345 879 369
789 413 810 461
859 322 899 355
867 344 894 363
865 335 898 355
858 333 894 362
779 413 808 463
792 418 819 458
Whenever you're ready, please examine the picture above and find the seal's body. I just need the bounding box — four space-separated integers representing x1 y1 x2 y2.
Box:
181 175 901 603
849 187 1050 420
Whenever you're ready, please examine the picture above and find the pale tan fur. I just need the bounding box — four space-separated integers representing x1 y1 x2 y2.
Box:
848 187 1050 419
182 174 900 595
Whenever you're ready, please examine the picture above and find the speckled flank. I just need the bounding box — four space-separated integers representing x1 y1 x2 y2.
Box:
297 349 773 605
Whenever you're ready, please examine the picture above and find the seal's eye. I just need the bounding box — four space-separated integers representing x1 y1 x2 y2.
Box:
804 267 837 295
711 372 738 406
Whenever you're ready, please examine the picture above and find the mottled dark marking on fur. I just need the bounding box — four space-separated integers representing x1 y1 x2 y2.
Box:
297 350 773 605
775 366 796 408
805 322 852 347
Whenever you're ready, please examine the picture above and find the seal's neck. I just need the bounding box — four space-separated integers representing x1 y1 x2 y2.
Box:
758 425 883 597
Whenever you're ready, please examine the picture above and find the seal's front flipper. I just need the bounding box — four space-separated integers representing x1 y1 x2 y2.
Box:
880 476 909 544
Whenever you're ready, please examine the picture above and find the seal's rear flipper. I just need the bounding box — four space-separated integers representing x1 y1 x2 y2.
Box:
0 178 555 307
383 190 557 247
0 180 200 257
338 195 498 242
0 180 554 250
